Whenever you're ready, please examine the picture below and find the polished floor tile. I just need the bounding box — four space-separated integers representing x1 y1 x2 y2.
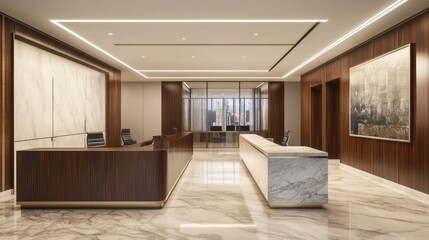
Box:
0 148 428 239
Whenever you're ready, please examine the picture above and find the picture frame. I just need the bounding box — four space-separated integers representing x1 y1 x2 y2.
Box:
349 44 411 143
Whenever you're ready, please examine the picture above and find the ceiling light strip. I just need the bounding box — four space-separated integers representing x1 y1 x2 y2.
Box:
53 19 328 23
139 70 269 73
147 76 284 79
282 0 408 78
50 20 149 78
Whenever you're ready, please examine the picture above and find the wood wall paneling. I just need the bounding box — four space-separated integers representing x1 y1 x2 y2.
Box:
3 18 15 191
310 85 323 150
301 10 429 194
300 77 311 147
268 82 284 144
161 82 183 135
106 72 122 147
0 16 3 192
326 79 340 159
0 14 122 193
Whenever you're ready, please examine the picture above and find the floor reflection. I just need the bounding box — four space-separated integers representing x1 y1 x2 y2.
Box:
0 149 428 239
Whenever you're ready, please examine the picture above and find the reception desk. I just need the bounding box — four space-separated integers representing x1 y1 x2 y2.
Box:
16 132 193 208
239 134 328 208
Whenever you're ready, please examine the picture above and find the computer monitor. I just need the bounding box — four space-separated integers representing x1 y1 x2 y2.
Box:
226 125 235 131
237 125 250 131
210 126 222 131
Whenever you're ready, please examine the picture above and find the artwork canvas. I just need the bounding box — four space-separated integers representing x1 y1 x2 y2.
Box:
349 44 411 142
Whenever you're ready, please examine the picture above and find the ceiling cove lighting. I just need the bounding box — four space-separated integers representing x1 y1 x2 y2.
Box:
282 0 408 78
50 20 148 78
139 70 269 73
50 18 326 79
53 19 328 23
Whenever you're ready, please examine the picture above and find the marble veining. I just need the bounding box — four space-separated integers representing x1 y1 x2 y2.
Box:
14 40 53 141
269 157 328 203
53 55 87 136
53 134 86 148
240 135 328 206
86 70 106 132
1 149 428 239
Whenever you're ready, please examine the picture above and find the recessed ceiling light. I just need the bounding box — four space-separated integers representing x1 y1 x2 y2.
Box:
141 56 146 58
181 37 186 40
107 32 114 36
254 33 259 36
191 56 195 58
242 56 246 59
51 2 406 80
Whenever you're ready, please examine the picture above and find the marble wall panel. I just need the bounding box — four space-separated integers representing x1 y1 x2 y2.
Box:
86 69 106 132
53 134 86 148
53 55 87 136
13 40 53 141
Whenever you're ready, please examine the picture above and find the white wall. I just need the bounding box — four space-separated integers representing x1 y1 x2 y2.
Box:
284 82 301 146
121 82 162 142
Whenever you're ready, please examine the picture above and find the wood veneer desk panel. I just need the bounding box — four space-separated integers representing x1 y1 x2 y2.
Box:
16 132 193 208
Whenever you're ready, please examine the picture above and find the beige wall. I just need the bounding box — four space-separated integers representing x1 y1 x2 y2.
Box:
284 82 301 146
121 82 162 142
142 82 162 140
121 82 144 142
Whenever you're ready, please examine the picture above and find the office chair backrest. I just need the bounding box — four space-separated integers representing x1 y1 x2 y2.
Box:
281 130 290 146
87 132 106 148
121 128 137 145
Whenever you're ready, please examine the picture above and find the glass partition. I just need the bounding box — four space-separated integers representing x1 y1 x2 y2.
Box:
183 82 268 148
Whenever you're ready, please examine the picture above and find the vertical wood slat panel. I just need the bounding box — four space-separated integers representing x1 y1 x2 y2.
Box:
268 82 284 144
300 77 311 146
2 18 15 191
0 16 3 192
162 82 183 136
301 10 429 194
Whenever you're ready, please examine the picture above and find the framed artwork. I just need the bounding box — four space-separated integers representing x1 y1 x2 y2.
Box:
349 44 411 142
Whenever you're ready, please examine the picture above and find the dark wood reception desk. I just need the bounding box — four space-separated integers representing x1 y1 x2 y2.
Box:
16 132 193 208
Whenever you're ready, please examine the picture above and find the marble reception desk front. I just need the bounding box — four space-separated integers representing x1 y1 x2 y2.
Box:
239 134 328 208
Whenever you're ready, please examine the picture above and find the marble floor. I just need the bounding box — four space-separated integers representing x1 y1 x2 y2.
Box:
0 149 428 239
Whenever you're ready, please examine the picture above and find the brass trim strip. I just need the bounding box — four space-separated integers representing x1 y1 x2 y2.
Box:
269 202 324 208
17 201 164 208
1 15 5 192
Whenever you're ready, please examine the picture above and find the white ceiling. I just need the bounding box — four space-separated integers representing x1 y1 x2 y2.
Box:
0 0 428 81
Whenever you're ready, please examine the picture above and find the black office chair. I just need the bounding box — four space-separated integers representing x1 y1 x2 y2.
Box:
87 132 106 148
121 128 137 145
281 130 290 146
